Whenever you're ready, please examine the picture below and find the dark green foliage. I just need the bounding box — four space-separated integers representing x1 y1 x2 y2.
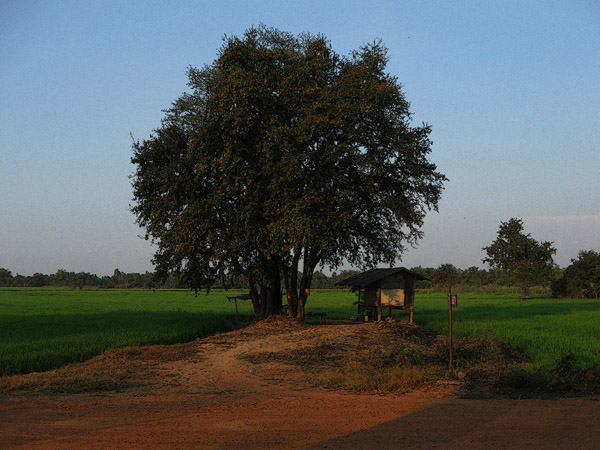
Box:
483 218 556 297
432 263 460 294
552 250 600 299
461 266 498 287
0 268 13 287
0 268 159 289
0 264 549 291
410 266 434 288
131 26 446 316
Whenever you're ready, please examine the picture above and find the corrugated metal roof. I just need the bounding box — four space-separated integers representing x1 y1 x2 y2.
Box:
335 267 428 288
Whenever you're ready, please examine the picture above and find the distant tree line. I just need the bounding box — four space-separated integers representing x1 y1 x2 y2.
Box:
0 268 164 289
0 265 543 291
1 250 597 297
411 265 521 291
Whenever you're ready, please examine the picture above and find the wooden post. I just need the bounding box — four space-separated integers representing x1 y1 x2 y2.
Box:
377 288 382 321
408 277 415 325
448 289 453 369
235 298 239 318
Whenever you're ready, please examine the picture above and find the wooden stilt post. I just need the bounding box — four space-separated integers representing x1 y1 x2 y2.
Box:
377 288 382 321
448 288 454 369
408 277 415 325
449 303 453 368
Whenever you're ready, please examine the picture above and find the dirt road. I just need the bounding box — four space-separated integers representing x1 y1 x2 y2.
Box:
2 319 600 449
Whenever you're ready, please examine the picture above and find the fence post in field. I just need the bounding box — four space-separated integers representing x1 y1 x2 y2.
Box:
448 291 458 369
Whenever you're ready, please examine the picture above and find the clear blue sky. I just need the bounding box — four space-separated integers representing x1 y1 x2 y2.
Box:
1 0 599 276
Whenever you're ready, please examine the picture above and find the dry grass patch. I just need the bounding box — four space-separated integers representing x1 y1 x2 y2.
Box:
242 320 527 394
0 341 197 395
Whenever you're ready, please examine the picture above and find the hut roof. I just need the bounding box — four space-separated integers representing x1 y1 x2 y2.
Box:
335 267 428 289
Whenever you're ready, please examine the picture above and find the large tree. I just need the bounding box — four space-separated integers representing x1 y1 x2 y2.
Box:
131 26 446 317
483 218 556 297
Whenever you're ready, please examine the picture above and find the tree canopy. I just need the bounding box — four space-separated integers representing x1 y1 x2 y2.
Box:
131 26 447 317
552 250 600 299
483 218 556 297
432 264 460 295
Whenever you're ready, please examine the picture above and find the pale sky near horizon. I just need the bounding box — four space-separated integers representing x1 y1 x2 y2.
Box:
1 0 599 276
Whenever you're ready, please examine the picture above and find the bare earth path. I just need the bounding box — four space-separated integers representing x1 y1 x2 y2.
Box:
2 319 600 449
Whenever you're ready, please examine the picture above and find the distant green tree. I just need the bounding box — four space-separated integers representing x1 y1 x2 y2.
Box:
73 272 98 288
49 269 71 287
409 266 434 289
462 266 488 287
311 271 334 289
552 250 600 298
112 268 122 283
432 264 460 294
483 218 556 297
131 26 446 317
0 268 13 287
31 273 47 287
330 270 362 288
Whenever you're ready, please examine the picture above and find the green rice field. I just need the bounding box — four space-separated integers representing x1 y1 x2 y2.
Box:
0 288 248 376
413 293 600 371
1 288 599 376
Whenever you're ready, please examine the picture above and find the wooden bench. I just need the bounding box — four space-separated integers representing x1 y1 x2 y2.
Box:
304 312 327 324
226 294 253 317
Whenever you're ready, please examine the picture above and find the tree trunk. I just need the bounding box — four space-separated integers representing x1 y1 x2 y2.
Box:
288 290 299 317
297 294 305 320
258 286 268 315
297 272 309 321
265 260 282 315
294 246 319 320
285 251 301 317
282 262 292 317
249 283 262 315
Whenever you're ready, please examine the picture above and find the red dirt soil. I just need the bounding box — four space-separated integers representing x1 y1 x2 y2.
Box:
2 319 600 449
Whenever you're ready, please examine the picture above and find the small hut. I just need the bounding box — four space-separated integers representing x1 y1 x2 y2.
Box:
336 268 428 324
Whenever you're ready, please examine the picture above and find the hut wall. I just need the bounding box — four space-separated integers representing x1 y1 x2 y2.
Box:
403 275 415 310
381 288 405 306
363 286 379 306
380 272 406 306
